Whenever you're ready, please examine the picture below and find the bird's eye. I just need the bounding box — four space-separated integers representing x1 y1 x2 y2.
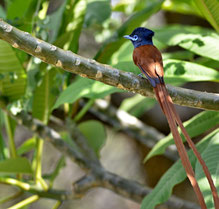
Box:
132 35 138 41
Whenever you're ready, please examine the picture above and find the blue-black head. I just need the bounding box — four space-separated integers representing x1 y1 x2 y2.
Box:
124 27 154 48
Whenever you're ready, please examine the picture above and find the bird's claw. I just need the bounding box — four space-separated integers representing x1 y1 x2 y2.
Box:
138 73 144 78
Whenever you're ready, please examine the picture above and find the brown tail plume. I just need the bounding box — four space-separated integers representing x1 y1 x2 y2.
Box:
154 85 207 209
160 84 219 208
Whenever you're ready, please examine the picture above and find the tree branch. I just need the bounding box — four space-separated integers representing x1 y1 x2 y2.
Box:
0 177 72 201
86 99 178 161
0 97 198 209
0 20 218 111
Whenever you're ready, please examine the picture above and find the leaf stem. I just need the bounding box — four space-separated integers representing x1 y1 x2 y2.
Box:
34 137 48 191
74 99 95 122
52 201 62 209
0 177 30 190
8 195 39 209
4 113 17 158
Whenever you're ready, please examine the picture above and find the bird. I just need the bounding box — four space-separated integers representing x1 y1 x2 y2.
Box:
124 27 219 209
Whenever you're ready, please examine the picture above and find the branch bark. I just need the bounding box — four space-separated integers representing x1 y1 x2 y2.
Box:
0 20 218 111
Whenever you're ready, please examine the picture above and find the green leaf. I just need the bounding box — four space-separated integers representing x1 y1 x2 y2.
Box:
60 132 79 150
145 111 219 162
78 120 106 156
67 0 87 52
53 76 123 109
195 133 219 209
44 0 68 43
163 59 219 83
6 0 32 20
113 0 135 12
0 40 26 101
32 68 57 124
120 95 156 117
22 0 39 32
155 25 219 61
0 157 32 174
0 132 7 160
17 137 36 155
84 0 111 27
112 61 139 75
55 0 87 53
195 57 219 69
140 129 219 209
162 0 202 17
47 155 65 187
162 51 194 60
95 0 163 63
0 5 6 19
193 0 219 32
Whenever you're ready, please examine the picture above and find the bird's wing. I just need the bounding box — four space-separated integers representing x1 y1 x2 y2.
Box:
133 45 164 87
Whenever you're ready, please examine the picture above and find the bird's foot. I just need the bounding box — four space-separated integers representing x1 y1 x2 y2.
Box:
138 73 144 78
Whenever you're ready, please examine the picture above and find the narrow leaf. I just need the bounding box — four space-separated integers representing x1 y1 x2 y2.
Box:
17 137 36 155
45 0 68 43
194 0 219 32
53 77 123 109
0 157 32 174
84 0 111 27
0 133 7 160
32 68 57 123
120 94 156 117
0 40 26 101
55 0 87 53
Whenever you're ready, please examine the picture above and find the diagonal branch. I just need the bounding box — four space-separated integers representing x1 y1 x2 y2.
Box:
0 20 218 111
85 99 178 161
0 98 199 209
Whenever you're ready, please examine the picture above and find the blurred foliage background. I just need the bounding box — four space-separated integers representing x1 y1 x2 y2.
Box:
0 0 219 208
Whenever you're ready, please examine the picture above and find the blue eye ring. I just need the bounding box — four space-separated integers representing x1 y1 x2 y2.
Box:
132 35 138 41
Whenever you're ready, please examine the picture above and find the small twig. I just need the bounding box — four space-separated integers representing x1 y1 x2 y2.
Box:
8 195 39 209
0 177 71 201
0 20 218 111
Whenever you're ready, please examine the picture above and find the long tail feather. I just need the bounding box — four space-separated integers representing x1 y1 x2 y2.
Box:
154 85 207 209
160 85 219 208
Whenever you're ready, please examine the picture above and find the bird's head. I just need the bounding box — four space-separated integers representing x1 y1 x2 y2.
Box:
124 27 154 48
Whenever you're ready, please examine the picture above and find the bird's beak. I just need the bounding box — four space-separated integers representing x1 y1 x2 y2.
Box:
123 35 133 40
